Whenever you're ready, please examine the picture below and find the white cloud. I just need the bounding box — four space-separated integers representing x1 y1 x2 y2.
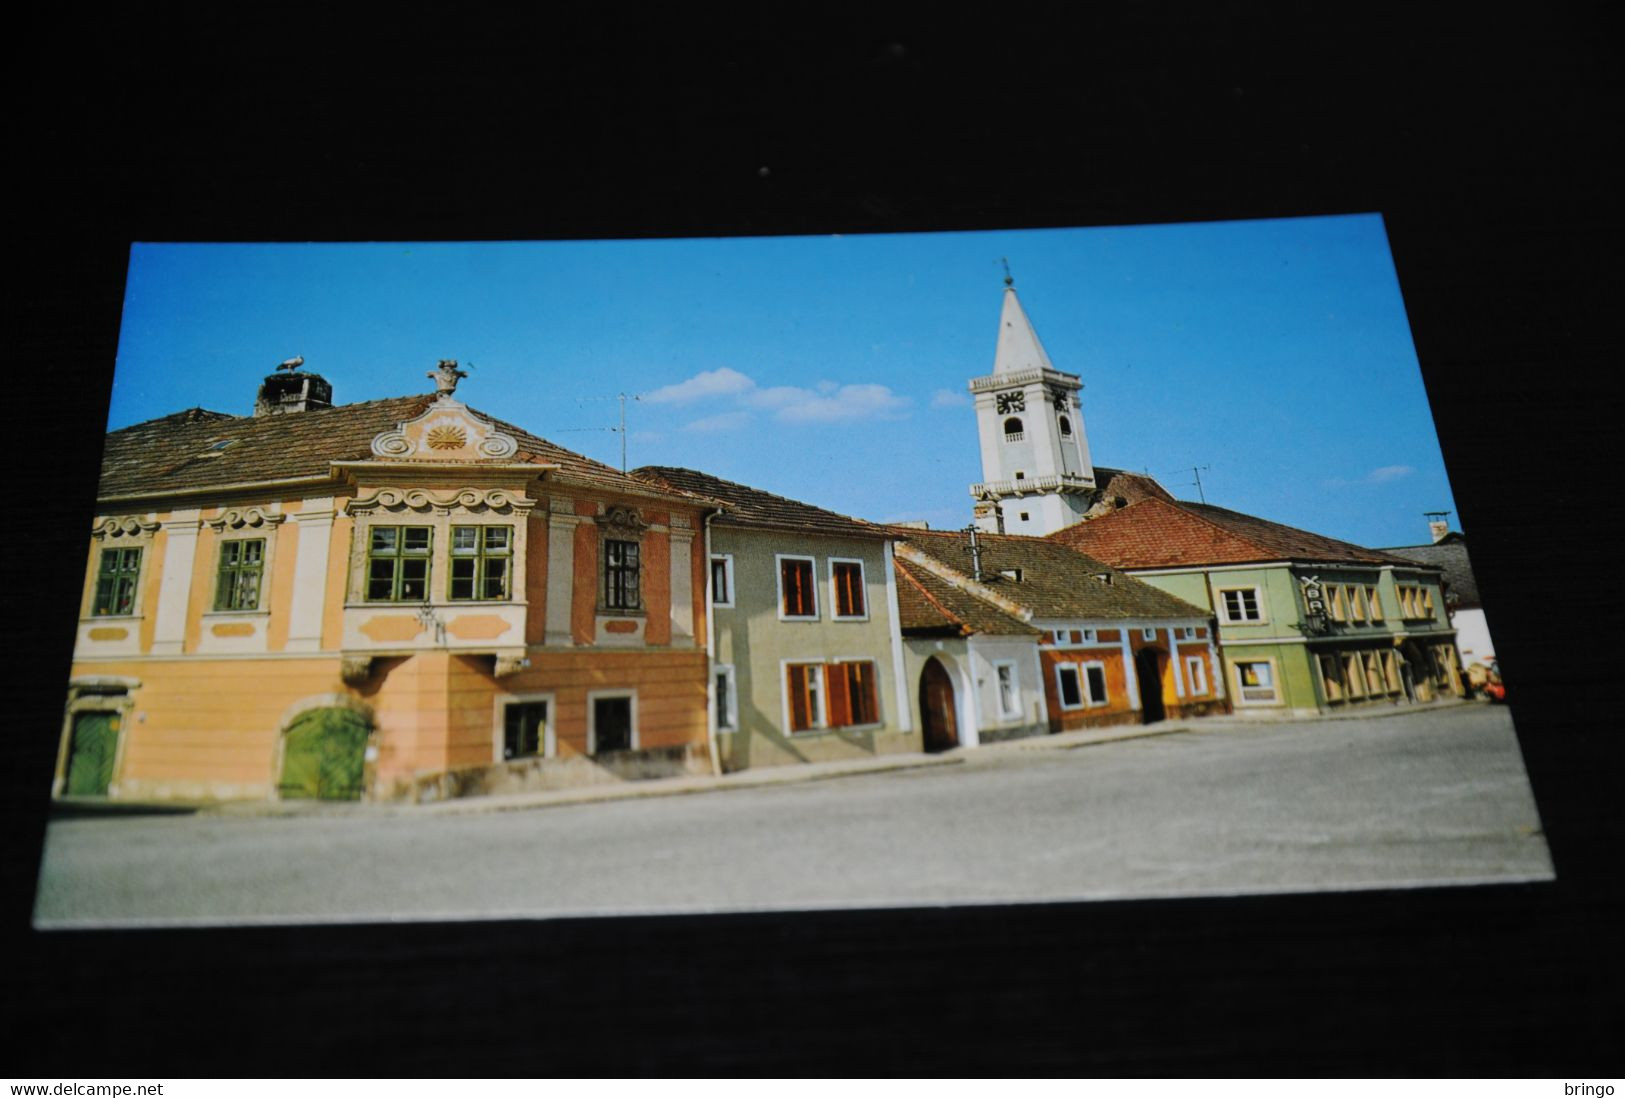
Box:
642 367 755 404
931 388 969 408
683 411 754 433
1367 464 1415 483
759 383 911 423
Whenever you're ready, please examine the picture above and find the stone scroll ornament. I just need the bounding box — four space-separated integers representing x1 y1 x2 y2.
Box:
346 487 537 516
92 516 161 539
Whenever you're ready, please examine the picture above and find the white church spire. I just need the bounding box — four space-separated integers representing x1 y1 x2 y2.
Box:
967 269 1097 536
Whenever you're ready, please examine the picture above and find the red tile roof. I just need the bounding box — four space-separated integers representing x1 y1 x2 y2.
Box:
1048 497 1417 569
97 395 697 503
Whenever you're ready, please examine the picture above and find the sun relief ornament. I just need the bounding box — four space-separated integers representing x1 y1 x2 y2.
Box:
370 366 519 460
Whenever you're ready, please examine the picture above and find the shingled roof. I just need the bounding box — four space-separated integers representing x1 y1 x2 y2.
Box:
1091 466 1176 508
892 527 1208 622
1048 497 1418 569
630 466 887 540
97 395 682 502
1379 534 1481 608
893 558 1041 637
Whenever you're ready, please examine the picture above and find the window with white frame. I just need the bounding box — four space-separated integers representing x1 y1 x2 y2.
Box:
714 665 738 731
1082 662 1108 706
1141 628 1157 642
1055 664 1084 710
1219 587 1264 624
1233 659 1278 704
785 659 882 732
1184 655 1208 695
710 555 734 608
778 555 818 620
830 559 867 619
502 700 550 760
994 661 1021 718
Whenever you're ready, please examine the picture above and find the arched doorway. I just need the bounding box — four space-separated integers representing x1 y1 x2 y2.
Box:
279 707 370 800
1135 647 1167 723
919 657 960 753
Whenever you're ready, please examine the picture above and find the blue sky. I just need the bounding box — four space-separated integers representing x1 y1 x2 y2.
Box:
110 215 1458 548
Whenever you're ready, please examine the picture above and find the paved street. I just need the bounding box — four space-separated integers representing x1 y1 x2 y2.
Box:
33 705 1552 927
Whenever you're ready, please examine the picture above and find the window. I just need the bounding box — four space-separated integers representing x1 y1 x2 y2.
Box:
778 556 817 619
1058 415 1073 436
787 660 879 731
503 701 549 760
1056 664 1084 710
1350 585 1368 623
1185 655 1208 695
1367 587 1384 621
93 547 142 616
214 539 266 611
590 694 635 754
786 663 824 731
1344 654 1366 698
710 555 733 607
1397 584 1436 620
1234 660 1278 704
366 526 431 602
449 525 511 601
714 665 738 731
994 661 1020 718
1219 587 1263 623
1320 654 1345 702
1141 628 1157 641
1328 585 1348 622
1174 627 1195 640
1365 652 1386 695
830 559 866 619
603 538 640 610
1003 417 1024 441
1083 663 1108 706
1383 650 1401 691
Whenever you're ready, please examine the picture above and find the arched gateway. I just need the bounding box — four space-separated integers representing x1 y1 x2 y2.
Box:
919 657 960 753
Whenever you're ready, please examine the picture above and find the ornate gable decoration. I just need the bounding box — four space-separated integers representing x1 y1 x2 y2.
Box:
92 516 161 539
597 506 647 538
206 506 286 532
347 487 537 517
370 396 519 461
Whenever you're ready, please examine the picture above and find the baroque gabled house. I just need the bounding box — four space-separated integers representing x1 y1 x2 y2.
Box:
60 363 717 803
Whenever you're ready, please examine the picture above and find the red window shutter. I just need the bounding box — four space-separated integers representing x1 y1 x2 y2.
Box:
787 664 811 731
825 662 852 728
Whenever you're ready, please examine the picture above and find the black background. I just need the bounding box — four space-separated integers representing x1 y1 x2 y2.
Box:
11 9 1623 1076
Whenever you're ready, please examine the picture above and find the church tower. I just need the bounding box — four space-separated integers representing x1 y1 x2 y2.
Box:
968 272 1097 536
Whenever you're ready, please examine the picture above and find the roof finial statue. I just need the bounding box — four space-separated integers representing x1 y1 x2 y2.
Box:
276 355 305 372
428 359 468 396
1001 257 1013 288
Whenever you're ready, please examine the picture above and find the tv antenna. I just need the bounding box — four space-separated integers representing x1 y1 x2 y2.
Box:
556 392 643 472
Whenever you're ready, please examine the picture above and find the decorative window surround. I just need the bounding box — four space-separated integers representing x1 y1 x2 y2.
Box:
1217 586 1266 624
829 558 869 621
777 555 819 621
710 555 735 608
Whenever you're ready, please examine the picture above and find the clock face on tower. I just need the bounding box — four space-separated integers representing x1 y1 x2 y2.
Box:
995 390 1025 415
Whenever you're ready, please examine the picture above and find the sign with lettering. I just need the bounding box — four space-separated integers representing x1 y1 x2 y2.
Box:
1299 575 1326 616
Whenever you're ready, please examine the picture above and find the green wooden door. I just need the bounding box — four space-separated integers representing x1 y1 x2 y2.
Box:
279 708 369 801
64 711 118 796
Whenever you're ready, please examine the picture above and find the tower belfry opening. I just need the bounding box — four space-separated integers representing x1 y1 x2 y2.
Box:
967 276 1096 536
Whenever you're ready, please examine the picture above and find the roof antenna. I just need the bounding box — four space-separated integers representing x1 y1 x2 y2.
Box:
1001 257 1014 287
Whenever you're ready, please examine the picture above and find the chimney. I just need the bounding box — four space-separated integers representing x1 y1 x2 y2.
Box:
1424 510 1450 544
255 358 333 416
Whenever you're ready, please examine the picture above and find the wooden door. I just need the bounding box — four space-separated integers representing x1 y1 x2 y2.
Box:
279 708 368 800
1136 647 1167 723
919 658 959 752
64 711 118 796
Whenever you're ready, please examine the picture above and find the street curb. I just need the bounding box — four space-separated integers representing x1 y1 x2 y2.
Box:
418 754 966 817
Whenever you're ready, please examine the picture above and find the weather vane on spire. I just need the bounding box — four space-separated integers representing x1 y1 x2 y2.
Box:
1001 257 1014 287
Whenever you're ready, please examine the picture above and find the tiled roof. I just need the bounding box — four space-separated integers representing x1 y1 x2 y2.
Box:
97 394 683 502
891 527 1208 622
630 466 888 540
893 558 1041 637
1379 536 1481 608
1048 497 1417 569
